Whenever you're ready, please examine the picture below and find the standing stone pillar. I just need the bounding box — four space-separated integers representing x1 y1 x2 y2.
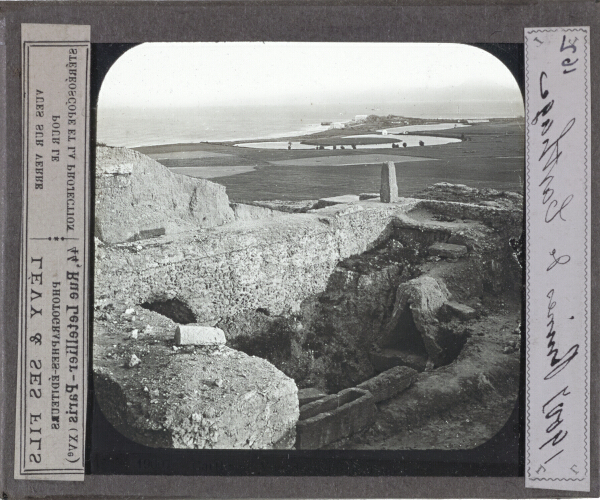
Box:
380 161 398 203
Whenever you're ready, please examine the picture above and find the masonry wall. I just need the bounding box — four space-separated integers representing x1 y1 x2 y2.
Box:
95 202 416 323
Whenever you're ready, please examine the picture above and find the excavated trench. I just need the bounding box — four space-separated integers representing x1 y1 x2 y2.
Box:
131 221 518 398
218 226 487 394
94 200 523 450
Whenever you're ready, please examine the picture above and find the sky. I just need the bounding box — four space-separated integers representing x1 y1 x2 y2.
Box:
99 42 524 112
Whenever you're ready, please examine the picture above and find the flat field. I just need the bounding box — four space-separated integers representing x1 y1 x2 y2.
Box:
135 119 524 202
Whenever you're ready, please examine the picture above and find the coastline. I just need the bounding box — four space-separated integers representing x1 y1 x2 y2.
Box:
121 116 522 154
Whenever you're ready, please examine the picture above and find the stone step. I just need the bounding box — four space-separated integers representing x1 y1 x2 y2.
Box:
359 192 379 201
369 348 428 372
427 242 468 259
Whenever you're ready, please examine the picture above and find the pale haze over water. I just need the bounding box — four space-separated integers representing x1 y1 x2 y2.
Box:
97 42 523 148
98 101 522 149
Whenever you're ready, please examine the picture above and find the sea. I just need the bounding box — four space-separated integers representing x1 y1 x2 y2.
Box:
97 101 522 148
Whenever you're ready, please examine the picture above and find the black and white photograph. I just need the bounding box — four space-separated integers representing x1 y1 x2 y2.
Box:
92 41 525 452
2 0 598 498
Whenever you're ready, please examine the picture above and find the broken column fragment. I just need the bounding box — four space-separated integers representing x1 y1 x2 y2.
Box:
175 325 226 346
380 161 398 203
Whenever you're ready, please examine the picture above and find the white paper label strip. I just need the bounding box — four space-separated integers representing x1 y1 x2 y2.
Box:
15 24 90 481
525 27 590 492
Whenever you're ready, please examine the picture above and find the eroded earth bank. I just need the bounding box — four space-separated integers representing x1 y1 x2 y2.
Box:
93 146 523 450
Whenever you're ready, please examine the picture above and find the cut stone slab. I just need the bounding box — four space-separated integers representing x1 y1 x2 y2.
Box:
249 200 318 213
369 348 428 373
296 388 376 449
428 242 468 259
380 161 398 203
315 195 360 209
442 301 477 320
298 388 328 406
175 325 226 346
357 365 418 403
359 193 380 201
94 345 298 449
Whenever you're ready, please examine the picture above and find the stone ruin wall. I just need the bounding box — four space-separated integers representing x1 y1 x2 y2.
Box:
96 196 523 328
95 147 523 334
95 203 411 324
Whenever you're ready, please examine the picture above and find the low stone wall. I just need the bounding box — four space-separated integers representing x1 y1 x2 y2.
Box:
296 388 376 449
416 199 522 233
356 365 417 403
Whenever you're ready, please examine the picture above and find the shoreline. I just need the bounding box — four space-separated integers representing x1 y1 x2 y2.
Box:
124 116 523 155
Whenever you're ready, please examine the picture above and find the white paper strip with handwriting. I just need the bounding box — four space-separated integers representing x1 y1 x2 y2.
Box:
15 24 90 481
525 27 590 492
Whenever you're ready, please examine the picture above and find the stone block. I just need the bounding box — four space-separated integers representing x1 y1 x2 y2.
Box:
315 195 360 209
359 193 380 201
380 276 451 366
369 348 428 372
380 161 398 203
175 325 226 346
427 242 468 258
296 388 376 449
356 365 418 403
443 301 477 320
298 388 327 406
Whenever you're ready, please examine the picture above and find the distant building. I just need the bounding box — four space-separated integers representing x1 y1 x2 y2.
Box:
354 114 368 122
329 122 345 129
381 130 388 135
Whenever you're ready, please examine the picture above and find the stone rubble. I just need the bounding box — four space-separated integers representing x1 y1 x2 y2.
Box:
126 354 141 368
